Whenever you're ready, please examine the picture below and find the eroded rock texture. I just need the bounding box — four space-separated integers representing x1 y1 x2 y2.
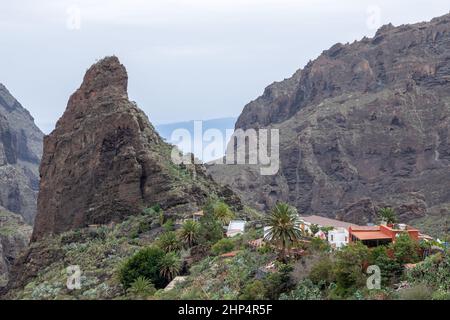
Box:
0 206 32 289
208 13 450 224
0 84 43 224
32 56 240 241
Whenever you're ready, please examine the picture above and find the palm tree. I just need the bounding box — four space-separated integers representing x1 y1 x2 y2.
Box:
158 231 180 253
214 201 235 225
263 202 302 261
178 219 200 248
159 252 182 282
378 207 397 225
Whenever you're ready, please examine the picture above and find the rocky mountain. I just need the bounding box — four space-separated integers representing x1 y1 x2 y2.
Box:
32 56 240 241
208 13 450 226
0 206 32 289
0 84 43 224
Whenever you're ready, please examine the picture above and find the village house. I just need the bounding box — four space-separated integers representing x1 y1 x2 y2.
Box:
226 220 246 237
299 215 358 249
348 224 419 247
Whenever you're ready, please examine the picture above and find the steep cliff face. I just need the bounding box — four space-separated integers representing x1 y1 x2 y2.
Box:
0 206 32 288
32 56 240 241
208 13 450 225
0 84 43 224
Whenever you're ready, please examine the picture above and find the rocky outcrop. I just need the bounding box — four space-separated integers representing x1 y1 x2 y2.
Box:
0 84 43 224
0 206 32 288
208 13 450 224
32 56 240 241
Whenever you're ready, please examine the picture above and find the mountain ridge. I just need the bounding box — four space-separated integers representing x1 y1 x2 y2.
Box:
208 12 450 227
0 83 43 224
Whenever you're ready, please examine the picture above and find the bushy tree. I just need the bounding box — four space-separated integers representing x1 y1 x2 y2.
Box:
333 242 370 297
262 264 294 299
211 238 235 255
369 246 402 286
309 255 336 287
390 233 420 264
198 213 224 246
119 246 166 289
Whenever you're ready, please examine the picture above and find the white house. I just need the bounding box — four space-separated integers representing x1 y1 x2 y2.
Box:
328 228 349 249
226 220 246 237
299 215 357 248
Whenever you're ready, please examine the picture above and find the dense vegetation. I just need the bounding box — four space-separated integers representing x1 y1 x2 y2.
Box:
7 201 450 300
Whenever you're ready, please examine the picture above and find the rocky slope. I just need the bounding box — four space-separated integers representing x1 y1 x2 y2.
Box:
0 84 43 224
208 13 450 225
0 206 32 289
32 56 240 241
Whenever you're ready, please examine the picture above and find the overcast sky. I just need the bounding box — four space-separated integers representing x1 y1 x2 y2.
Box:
1 0 449 133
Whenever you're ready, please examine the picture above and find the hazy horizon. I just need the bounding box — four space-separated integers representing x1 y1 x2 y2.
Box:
1 0 449 134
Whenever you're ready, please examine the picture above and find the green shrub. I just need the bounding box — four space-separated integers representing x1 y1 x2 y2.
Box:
369 246 402 286
398 284 433 300
163 219 175 232
198 214 224 246
309 256 335 287
309 237 331 253
137 220 152 234
119 246 166 289
127 277 156 299
262 264 294 300
406 252 450 291
333 242 370 297
211 238 235 256
432 290 450 300
279 279 323 300
390 233 420 264
143 204 162 216
239 280 266 300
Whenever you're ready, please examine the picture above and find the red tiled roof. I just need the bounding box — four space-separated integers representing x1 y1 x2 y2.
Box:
351 231 392 240
350 226 380 231
220 251 240 258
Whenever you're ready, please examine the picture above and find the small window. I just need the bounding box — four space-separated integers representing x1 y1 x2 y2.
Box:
330 235 334 241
